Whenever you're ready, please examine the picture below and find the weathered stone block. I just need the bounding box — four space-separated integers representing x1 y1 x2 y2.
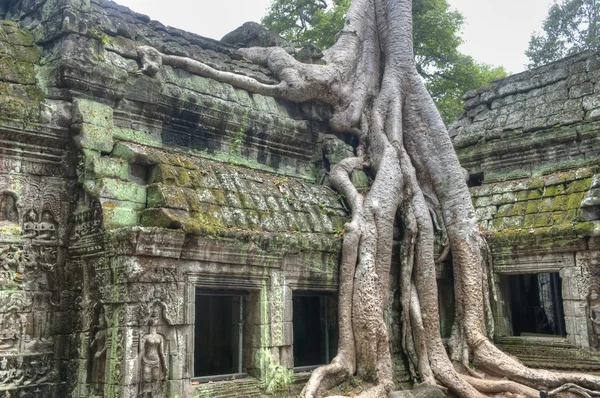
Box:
86 178 147 204
563 299 588 318
88 156 130 180
246 323 270 348
582 94 600 111
147 184 190 211
148 164 191 187
570 82 594 99
134 228 186 259
280 345 293 369
101 202 143 229
73 98 114 127
74 122 114 152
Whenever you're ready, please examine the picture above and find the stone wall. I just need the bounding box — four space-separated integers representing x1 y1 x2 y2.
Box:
451 50 600 182
0 17 77 397
1 0 600 396
450 51 600 368
0 1 359 397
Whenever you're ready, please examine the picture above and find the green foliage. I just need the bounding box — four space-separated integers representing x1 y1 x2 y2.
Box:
526 0 600 68
261 0 507 125
426 54 507 124
261 0 350 49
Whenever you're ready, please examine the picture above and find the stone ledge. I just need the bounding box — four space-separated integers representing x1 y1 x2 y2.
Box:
497 336 600 371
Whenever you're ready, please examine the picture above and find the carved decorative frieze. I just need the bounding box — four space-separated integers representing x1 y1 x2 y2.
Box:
0 354 53 391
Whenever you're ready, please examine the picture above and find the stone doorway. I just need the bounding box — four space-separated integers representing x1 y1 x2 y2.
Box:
194 289 246 379
292 292 338 369
507 273 566 337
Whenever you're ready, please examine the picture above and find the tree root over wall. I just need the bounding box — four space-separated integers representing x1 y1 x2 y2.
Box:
137 0 600 396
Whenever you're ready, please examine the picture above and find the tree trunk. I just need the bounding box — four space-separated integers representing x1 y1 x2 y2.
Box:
137 0 600 396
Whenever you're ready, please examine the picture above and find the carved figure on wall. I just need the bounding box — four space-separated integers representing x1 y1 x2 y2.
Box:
21 208 59 242
0 245 37 286
32 275 59 342
36 211 57 242
38 247 57 274
0 192 18 223
0 307 27 351
0 357 9 384
22 210 37 238
28 359 51 385
90 309 109 394
589 289 600 349
12 356 26 386
70 202 103 243
138 307 168 398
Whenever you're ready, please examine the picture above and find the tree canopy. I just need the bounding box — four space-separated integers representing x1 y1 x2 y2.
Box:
527 0 600 68
261 0 507 125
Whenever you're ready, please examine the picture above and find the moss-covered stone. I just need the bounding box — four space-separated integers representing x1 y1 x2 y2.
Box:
86 156 130 180
72 98 114 127
147 184 190 211
523 212 554 228
84 178 147 204
148 164 191 187
0 22 40 86
565 178 592 194
101 201 142 228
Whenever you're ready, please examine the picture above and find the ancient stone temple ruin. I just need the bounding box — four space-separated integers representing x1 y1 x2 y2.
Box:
0 0 599 397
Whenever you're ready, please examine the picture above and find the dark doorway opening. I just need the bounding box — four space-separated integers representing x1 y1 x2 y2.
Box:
194 289 246 379
508 273 566 337
293 292 337 369
467 172 485 187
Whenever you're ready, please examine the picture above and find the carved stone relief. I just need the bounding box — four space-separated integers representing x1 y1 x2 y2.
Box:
581 174 600 221
89 306 109 397
0 355 53 391
0 191 19 223
0 245 36 288
590 289 600 349
138 302 170 398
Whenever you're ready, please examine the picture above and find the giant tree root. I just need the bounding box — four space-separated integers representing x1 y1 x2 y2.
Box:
136 0 600 396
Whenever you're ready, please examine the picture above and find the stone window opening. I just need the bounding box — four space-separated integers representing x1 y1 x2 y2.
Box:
292 292 338 371
193 289 248 383
506 273 566 337
467 172 485 187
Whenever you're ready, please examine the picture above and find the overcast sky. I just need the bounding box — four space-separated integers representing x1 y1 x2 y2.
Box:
113 0 556 74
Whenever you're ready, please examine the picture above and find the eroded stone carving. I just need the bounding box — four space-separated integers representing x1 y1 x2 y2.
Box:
70 202 102 243
21 209 58 242
31 273 58 343
590 289 600 349
0 307 27 352
90 307 109 396
138 304 168 398
136 46 162 78
582 174 600 220
0 192 19 223
0 355 52 389
0 246 36 287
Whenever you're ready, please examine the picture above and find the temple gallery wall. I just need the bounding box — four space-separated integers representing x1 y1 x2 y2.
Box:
0 0 599 397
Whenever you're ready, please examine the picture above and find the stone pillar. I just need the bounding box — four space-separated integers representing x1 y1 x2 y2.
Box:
561 259 593 348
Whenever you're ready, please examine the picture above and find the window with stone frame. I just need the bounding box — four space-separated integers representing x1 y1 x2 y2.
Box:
193 289 248 380
292 292 338 370
502 273 567 337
